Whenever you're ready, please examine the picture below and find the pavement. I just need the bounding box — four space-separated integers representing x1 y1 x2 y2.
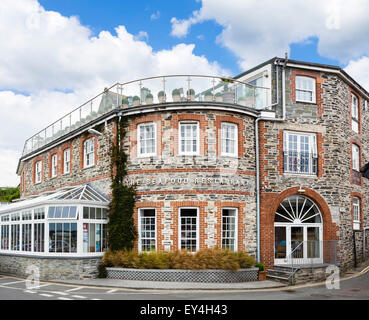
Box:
52 278 285 290
49 260 369 291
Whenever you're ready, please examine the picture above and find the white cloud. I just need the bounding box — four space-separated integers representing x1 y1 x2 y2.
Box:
344 57 369 92
150 10 160 20
0 0 227 187
171 0 369 69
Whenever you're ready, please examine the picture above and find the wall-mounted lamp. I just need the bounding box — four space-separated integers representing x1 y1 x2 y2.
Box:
88 128 103 136
297 185 305 193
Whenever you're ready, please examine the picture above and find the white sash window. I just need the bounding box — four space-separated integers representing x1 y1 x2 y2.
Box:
35 160 42 183
63 149 70 174
138 123 156 157
84 138 95 168
179 122 199 155
296 76 316 103
351 94 359 133
221 123 238 157
352 144 360 171
51 154 57 178
284 131 317 175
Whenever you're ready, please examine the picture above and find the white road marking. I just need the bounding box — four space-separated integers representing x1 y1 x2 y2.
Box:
71 295 87 299
65 287 83 292
40 293 54 297
91 298 101 300
1 280 27 286
50 291 69 296
24 290 37 294
58 297 73 300
107 289 117 293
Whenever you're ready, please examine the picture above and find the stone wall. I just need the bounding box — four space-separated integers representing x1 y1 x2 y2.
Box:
0 253 102 280
260 67 369 270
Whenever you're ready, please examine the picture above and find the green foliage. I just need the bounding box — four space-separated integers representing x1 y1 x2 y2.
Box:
97 263 107 278
122 97 129 105
0 187 20 202
187 88 195 95
255 262 265 271
204 90 213 96
102 248 256 271
133 96 140 101
146 93 153 99
172 88 181 96
215 92 222 97
158 91 165 97
107 117 137 251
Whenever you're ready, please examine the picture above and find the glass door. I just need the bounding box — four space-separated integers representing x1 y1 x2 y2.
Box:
274 226 287 264
290 226 304 260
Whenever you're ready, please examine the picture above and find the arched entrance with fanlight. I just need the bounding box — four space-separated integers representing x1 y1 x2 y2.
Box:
274 195 323 265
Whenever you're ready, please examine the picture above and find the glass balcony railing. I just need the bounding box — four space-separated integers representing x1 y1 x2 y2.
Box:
22 75 270 157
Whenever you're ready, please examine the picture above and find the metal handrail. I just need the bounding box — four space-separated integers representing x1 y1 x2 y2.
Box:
21 74 271 158
285 240 304 284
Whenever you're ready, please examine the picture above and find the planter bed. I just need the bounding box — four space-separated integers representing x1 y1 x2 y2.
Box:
106 267 259 283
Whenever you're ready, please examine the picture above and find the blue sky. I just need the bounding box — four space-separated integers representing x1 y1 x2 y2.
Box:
1 0 369 186
38 0 342 75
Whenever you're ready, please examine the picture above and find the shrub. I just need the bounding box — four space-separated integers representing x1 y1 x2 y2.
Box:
133 96 140 101
102 248 256 271
255 262 265 271
215 92 222 97
146 93 153 99
204 90 213 96
187 88 195 95
97 263 107 278
172 88 181 96
158 91 165 97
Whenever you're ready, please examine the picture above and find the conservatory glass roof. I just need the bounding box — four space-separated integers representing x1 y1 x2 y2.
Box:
0 184 110 215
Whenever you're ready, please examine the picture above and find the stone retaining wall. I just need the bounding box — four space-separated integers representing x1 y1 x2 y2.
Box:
0 253 102 280
106 267 259 283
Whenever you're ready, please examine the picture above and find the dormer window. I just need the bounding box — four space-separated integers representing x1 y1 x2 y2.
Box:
296 76 316 103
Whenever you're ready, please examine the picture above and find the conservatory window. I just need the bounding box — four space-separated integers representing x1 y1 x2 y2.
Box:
34 208 45 220
179 208 199 252
179 122 199 155
22 224 32 251
221 208 237 251
48 206 78 219
34 223 44 252
221 122 238 157
83 223 107 253
139 208 156 252
35 160 42 183
83 207 108 220
51 154 58 178
63 148 71 174
84 138 95 168
138 123 156 157
1 225 9 250
296 76 316 103
22 210 32 221
351 94 359 133
49 222 77 253
11 224 20 251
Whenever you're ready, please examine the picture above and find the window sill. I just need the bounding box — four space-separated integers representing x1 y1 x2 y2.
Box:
295 100 317 105
284 172 317 178
83 164 95 170
137 154 157 158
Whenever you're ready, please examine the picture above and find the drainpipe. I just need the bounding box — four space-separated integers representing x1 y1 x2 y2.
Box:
255 58 286 262
363 227 369 261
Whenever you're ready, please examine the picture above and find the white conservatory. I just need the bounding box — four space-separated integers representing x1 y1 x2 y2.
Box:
0 184 110 257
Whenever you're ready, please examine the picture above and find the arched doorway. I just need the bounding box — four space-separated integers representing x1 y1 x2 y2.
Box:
274 195 323 265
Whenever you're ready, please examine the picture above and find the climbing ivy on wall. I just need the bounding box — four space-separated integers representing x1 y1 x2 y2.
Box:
107 116 137 251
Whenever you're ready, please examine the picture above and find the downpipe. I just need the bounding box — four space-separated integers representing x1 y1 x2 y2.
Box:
255 59 286 262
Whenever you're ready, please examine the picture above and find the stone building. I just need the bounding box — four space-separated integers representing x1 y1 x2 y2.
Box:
0 57 368 281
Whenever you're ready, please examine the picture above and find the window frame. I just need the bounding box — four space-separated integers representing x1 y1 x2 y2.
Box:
83 137 95 168
138 208 157 252
221 207 238 251
178 122 200 156
283 131 317 175
351 94 359 133
353 196 361 230
51 154 58 178
221 122 238 157
35 160 42 184
178 207 199 252
352 143 360 171
137 122 157 157
295 76 316 104
63 148 71 174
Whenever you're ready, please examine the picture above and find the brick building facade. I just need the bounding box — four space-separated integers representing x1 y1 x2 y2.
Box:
1 57 368 279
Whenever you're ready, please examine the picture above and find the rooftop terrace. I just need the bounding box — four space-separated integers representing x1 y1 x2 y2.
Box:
22 75 270 158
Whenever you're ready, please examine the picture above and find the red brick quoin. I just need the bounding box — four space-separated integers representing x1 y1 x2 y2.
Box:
259 186 339 268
